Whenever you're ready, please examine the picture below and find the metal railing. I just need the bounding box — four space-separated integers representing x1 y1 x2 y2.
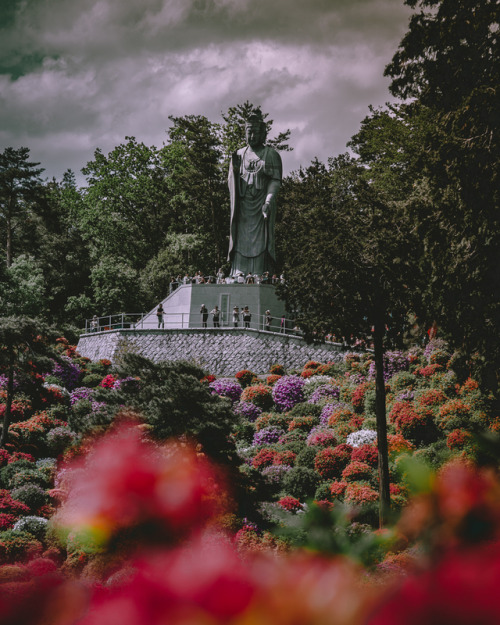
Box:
85 312 303 336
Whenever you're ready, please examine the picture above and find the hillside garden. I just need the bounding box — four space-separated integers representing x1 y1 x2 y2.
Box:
0 332 499 623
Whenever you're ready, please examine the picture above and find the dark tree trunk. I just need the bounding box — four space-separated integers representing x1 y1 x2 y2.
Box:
373 315 391 527
0 349 14 447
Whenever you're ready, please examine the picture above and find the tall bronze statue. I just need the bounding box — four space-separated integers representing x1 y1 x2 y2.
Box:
227 109 282 277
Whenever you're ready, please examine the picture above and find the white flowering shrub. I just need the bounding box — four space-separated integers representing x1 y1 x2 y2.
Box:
346 429 377 448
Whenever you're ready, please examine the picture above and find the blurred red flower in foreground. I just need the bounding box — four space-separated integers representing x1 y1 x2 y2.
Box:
367 542 500 625
54 424 223 546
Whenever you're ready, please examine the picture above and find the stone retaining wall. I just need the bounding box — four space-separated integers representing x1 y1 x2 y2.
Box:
77 328 344 375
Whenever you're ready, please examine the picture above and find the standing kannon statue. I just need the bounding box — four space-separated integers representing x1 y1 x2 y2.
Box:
227 109 282 277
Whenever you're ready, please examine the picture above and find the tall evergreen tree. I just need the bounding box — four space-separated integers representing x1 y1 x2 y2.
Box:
0 147 44 267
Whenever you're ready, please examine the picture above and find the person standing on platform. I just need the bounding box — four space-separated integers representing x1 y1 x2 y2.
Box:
200 304 209 328
242 306 252 328
265 309 272 332
232 306 240 327
156 303 164 329
211 305 220 328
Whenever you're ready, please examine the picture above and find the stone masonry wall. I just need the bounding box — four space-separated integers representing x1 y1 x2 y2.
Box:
77 329 344 375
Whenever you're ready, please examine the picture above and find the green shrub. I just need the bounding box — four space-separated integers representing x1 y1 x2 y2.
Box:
282 466 321 500
314 482 334 502
295 446 318 469
390 371 417 393
364 390 377 419
80 373 104 388
288 402 323 419
0 460 34 489
11 484 48 512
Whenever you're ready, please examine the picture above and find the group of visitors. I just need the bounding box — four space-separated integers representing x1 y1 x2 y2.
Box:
168 270 285 293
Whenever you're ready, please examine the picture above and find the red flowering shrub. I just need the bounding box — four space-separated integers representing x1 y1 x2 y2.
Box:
200 374 216 384
99 374 116 388
438 398 474 432
417 389 447 407
254 412 292 432
240 384 274 410
0 449 10 467
9 451 35 464
266 374 282 386
274 450 296 466
252 448 278 469
457 377 480 395
341 461 373 483
386 434 414 458
327 407 356 427
269 364 285 375
344 483 379 505
447 429 474 451
314 444 352 479
389 402 436 443
0 490 30 517
300 369 315 379
0 397 32 423
351 382 373 413
54 424 223 546
0 513 16 530
352 444 378 467
0 531 43 564
330 480 348 498
389 484 409 508
288 416 317 433
278 496 303 512
416 364 442 378
235 370 258 388
9 412 67 448
368 543 500 625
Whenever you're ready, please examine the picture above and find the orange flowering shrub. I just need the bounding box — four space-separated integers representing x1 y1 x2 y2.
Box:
240 384 274 410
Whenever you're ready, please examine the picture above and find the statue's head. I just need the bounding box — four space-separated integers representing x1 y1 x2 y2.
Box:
245 108 267 148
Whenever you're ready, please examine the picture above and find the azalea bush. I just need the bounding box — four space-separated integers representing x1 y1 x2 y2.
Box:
272 376 305 411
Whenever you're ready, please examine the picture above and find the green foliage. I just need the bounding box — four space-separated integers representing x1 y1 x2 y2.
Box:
295 446 318 470
287 402 323 419
281 466 320 500
10 484 48 511
0 254 47 317
111 354 238 463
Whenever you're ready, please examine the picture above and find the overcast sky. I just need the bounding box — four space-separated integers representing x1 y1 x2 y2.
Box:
0 0 413 185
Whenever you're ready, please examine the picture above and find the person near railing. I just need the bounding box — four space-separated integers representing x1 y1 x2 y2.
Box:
210 305 220 328
265 310 271 332
280 315 286 333
156 303 164 329
217 267 225 283
232 305 240 327
200 304 209 328
242 306 252 328
90 315 98 332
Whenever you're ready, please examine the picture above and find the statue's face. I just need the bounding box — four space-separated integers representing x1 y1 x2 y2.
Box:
246 122 265 148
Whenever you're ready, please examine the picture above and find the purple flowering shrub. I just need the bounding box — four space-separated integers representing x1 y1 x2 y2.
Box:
308 385 340 404
233 401 262 422
320 402 350 426
51 356 82 390
368 351 410 382
70 387 94 406
272 376 305 412
253 427 285 447
261 464 292 484
209 378 243 403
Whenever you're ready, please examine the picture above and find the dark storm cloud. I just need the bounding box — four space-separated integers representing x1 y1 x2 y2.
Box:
0 0 412 182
